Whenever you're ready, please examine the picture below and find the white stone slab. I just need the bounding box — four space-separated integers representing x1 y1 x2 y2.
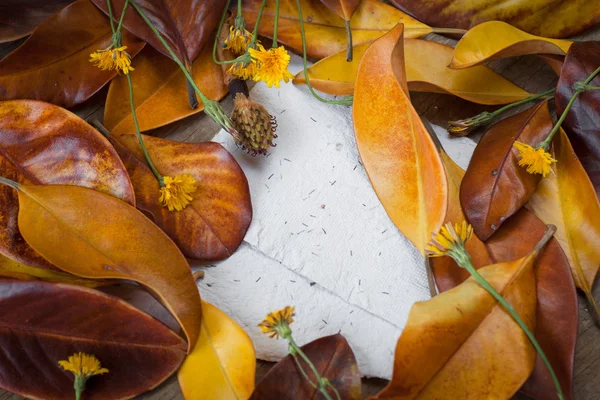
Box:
201 56 476 378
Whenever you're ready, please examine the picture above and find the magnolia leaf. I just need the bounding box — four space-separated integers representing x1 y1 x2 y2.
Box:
241 0 432 59
0 0 75 43
178 301 256 399
251 334 361 399
0 0 145 107
449 21 572 69
460 101 552 241
390 0 599 38
353 24 447 255
0 280 186 399
294 38 532 104
109 133 252 261
0 100 135 271
528 129 600 320
8 182 201 352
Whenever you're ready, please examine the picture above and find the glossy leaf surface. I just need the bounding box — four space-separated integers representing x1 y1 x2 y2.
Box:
375 246 541 399
390 0 599 38
251 334 361 400
0 0 145 107
0 280 186 400
460 101 552 241
0 100 135 271
104 44 227 134
178 301 256 400
295 39 532 104
13 183 202 352
320 0 360 21
555 41 600 197
110 133 251 261
449 21 571 69
528 129 600 320
241 0 431 59
353 25 447 255
0 0 75 43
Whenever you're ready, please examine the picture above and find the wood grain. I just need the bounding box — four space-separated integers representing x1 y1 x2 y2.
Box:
0 23 598 400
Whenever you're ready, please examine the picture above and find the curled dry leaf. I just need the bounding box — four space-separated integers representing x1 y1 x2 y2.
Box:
449 21 572 69
178 301 256 400
0 100 135 271
0 0 75 43
0 280 186 400
390 0 599 38
104 44 227 135
250 334 361 400
294 39 532 104
374 236 548 399
528 129 600 320
460 101 553 241
11 183 201 352
241 0 431 59
353 24 447 255
0 0 145 108
109 133 252 261
554 41 600 197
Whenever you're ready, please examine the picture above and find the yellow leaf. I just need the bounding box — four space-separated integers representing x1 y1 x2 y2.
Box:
178 301 256 400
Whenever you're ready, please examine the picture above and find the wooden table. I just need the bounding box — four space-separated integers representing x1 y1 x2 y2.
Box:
0 22 598 400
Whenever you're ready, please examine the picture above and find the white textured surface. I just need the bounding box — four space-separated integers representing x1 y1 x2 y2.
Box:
199 56 476 378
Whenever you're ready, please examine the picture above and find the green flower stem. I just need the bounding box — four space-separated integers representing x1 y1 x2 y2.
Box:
212 0 232 65
451 239 564 400
291 353 319 388
489 88 555 119
106 0 128 46
248 0 268 48
287 336 339 400
74 376 85 400
237 0 243 16
131 0 237 134
0 176 19 190
295 0 353 106
344 20 352 62
272 0 280 47
539 65 600 150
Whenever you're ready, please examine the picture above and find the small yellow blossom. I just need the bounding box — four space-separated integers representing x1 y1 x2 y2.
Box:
513 141 557 177
224 26 252 55
426 221 472 257
159 174 197 212
59 353 108 400
228 60 259 81
259 306 295 339
89 46 134 74
249 46 294 88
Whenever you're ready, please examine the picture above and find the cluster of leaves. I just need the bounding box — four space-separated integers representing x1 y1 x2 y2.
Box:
0 0 599 399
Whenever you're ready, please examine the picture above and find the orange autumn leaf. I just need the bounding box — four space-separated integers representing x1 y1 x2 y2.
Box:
373 232 552 399
104 44 227 134
449 21 572 69
528 129 600 319
294 39 531 104
178 301 256 400
9 183 201 353
353 24 447 255
241 0 432 59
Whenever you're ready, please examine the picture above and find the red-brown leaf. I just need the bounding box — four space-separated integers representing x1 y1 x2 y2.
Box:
0 0 145 108
0 0 75 43
460 101 552 240
0 279 186 400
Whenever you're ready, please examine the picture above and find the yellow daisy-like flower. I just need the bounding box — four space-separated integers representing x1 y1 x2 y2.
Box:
259 306 295 339
159 174 197 212
228 60 259 81
249 46 294 88
426 221 473 257
59 353 108 400
513 141 557 178
224 26 252 55
89 46 134 75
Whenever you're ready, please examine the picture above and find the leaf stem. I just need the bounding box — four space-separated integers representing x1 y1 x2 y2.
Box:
538 66 600 150
295 0 353 106
344 20 353 61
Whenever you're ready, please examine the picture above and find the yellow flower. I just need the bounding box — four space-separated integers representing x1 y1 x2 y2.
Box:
59 353 108 400
159 174 197 212
259 306 295 339
224 26 252 55
513 141 557 177
249 46 294 88
426 221 472 257
228 60 259 81
89 46 134 74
